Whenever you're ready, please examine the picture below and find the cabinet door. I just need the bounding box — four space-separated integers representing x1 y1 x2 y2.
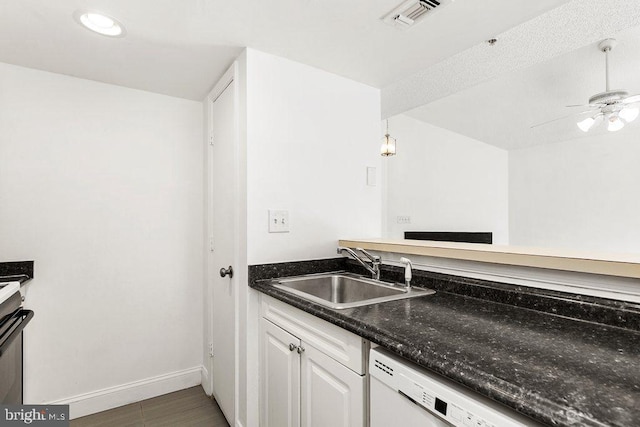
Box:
260 319 300 427
300 342 366 427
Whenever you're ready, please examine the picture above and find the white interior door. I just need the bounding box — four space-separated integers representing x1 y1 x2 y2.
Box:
209 81 236 425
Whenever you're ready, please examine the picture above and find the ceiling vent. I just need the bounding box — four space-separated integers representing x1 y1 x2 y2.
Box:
381 0 451 29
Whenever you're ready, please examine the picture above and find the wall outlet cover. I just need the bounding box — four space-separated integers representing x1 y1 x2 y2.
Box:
397 215 411 224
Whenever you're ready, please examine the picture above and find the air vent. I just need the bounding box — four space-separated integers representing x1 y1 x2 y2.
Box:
381 0 451 29
374 359 394 377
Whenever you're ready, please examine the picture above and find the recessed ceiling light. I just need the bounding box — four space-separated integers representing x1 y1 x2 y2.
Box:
74 10 126 37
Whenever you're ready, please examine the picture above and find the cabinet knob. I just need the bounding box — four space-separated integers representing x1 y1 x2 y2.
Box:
289 343 297 352
296 346 305 354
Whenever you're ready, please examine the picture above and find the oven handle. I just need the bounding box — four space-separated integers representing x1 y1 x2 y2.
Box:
0 309 34 357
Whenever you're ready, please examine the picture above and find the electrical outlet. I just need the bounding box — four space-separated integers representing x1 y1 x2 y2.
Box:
397 215 411 224
268 210 290 233
209 343 214 357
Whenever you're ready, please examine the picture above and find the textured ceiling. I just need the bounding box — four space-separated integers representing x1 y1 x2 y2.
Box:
0 0 568 100
405 24 640 150
382 0 640 118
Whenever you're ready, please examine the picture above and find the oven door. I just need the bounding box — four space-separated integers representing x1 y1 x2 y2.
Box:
0 291 34 404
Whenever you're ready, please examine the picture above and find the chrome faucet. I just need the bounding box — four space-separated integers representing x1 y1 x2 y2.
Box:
337 247 381 280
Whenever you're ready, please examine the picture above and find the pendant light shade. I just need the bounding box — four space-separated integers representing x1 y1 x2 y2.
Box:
381 120 397 157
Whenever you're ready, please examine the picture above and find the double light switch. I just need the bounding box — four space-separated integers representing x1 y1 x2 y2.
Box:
268 210 289 233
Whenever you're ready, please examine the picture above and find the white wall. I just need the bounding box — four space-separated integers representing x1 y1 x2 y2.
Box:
384 115 509 244
0 63 203 414
237 49 382 427
509 129 640 253
245 49 382 264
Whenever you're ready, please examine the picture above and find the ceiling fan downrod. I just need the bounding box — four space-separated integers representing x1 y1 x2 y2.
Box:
599 38 617 93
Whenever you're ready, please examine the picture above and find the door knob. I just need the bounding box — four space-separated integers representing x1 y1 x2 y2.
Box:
289 343 297 352
219 266 233 278
296 345 305 354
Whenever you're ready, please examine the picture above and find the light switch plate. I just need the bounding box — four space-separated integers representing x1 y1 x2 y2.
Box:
269 210 290 233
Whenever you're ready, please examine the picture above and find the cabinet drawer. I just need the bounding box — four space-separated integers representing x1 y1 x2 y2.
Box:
261 295 368 375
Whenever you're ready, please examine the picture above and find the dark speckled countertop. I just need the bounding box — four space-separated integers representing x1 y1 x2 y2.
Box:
0 261 34 284
249 259 640 427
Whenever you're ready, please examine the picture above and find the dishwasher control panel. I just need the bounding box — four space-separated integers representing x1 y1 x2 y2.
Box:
396 372 494 426
370 348 540 427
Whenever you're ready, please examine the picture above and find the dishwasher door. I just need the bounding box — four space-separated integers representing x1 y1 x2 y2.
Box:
371 374 451 426
369 347 540 427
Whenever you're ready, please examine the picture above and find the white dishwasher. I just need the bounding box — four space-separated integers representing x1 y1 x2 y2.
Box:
370 347 540 427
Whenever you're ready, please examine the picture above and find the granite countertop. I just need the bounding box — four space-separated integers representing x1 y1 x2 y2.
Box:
250 261 640 427
0 261 34 284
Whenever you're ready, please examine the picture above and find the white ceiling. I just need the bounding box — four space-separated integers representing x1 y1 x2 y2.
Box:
383 0 640 118
0 0 569 100
405 23 640 151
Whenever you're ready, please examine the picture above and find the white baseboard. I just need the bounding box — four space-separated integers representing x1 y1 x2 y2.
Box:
201 365 212 396
48 366 203 420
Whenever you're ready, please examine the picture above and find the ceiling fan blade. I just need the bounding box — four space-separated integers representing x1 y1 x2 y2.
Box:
622 94 640 104
566 104 592 108
531 110 600 129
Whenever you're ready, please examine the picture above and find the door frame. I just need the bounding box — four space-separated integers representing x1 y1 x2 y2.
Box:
204 62 241 424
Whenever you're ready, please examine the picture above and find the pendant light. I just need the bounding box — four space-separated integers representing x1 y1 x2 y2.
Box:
381 120 396 157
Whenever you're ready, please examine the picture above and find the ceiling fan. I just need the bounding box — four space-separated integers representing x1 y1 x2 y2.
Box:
533 39 640 133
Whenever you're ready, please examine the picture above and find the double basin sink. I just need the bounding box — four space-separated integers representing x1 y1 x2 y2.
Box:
271 272 435 309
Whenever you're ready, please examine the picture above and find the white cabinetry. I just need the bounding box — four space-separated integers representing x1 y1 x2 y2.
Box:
260 295 369 427
262 319 300 427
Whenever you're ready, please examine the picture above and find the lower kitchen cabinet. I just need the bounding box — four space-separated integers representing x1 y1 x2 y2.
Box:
261 318 300 427
300 340 365 427
260 295 368 427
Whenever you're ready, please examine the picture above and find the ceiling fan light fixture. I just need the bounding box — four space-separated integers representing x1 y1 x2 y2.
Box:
540 39 640 134
607 114 624 132
577 117 596 132
619 107 639 123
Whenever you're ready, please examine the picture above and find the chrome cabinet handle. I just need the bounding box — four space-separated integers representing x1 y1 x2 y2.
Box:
219 266 233 278
296 345 305 354
289 343 297 352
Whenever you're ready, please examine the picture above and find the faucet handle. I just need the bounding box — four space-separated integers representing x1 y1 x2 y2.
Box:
356 248 380 263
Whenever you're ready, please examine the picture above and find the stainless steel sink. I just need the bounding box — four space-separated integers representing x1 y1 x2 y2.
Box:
271 272 435 309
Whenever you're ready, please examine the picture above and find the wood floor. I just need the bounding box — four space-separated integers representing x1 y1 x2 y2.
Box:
70 386 229 427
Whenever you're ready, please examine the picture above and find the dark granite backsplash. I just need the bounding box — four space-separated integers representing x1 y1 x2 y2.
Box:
249 258 640 332
0 261 34 284
248 257 347 285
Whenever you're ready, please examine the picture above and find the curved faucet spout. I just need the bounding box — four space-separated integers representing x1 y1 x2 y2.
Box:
337 247 381 280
